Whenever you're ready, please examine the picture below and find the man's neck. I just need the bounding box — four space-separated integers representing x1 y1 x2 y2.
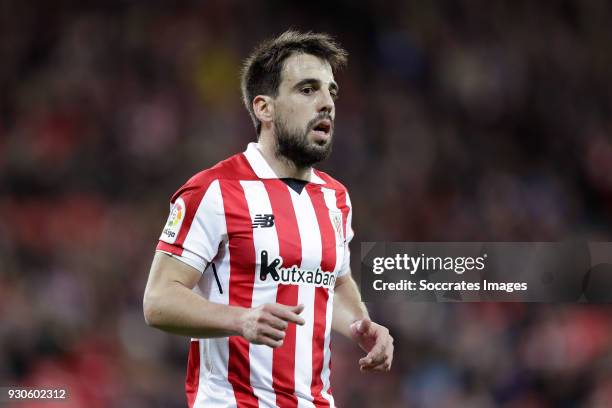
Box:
256 133 312 182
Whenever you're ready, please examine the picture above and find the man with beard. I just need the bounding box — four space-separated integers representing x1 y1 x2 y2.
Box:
143 31 393 408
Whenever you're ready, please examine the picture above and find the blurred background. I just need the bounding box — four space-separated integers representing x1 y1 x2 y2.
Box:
1 0 612 407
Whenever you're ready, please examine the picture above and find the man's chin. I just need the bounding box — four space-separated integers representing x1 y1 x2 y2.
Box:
309 129 333 146
313 139 331 149
274 125 333 167
304 142 332 163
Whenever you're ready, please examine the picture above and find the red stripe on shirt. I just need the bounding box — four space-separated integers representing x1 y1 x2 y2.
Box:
172 187 210 253
265 180 301 408
326 189 348 398
186 340 200 408
156 240 183 256
220 179 259 408
307 185 337 408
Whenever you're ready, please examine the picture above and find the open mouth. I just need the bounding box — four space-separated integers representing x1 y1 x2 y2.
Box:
311 119 332 137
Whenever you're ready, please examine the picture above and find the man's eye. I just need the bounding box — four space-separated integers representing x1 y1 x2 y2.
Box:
301 87 314 95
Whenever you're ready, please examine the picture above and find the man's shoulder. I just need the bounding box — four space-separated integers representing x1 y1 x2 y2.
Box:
189 152 257 184
170 152 256 200
313 169 350 194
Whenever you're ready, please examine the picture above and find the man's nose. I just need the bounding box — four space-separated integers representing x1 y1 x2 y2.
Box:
318 90 334 116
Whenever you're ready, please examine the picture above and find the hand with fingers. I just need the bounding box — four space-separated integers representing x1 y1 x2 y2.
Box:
350 319 394 372
238 303 305 348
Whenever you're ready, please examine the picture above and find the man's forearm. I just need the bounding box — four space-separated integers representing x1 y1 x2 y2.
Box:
144 282 244 338
332 274 369 338
143 252 306 347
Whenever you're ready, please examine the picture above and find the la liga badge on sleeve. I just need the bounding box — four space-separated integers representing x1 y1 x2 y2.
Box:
161 197 186 244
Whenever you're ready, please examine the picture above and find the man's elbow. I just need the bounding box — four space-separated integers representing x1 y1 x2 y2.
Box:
143 290 163 328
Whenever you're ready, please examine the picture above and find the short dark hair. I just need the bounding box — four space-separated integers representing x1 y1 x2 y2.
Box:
241 30 348 135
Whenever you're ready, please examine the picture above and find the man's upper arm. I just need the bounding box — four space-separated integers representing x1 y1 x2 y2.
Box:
335 271 353 288
145 252 202 297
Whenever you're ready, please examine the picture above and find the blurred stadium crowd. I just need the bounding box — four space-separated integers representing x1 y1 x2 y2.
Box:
1 1 612 407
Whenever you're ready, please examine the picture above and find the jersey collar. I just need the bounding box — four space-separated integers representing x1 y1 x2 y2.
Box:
243 142 326 184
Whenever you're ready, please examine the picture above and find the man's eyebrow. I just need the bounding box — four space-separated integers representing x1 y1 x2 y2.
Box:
294 78 339 92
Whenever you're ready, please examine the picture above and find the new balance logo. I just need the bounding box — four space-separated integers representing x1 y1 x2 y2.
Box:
252 214 275 228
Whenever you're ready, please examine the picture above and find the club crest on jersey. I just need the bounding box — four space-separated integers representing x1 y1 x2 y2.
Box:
160 197 185 244
259 250 336 289
330 211 344 245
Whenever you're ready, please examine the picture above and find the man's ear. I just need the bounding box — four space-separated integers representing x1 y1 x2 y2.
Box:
253 95 274 127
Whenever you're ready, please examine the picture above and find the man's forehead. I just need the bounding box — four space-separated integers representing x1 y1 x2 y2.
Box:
281 53 334 85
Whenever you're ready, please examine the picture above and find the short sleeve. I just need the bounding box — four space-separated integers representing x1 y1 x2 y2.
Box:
156 179 226 273
337 192 354 277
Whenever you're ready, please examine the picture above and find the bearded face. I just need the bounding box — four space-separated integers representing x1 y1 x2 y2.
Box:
273 111 334 168
264 54 338 169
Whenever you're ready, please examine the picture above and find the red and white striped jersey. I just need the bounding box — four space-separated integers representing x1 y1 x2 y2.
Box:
156 143 354 408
